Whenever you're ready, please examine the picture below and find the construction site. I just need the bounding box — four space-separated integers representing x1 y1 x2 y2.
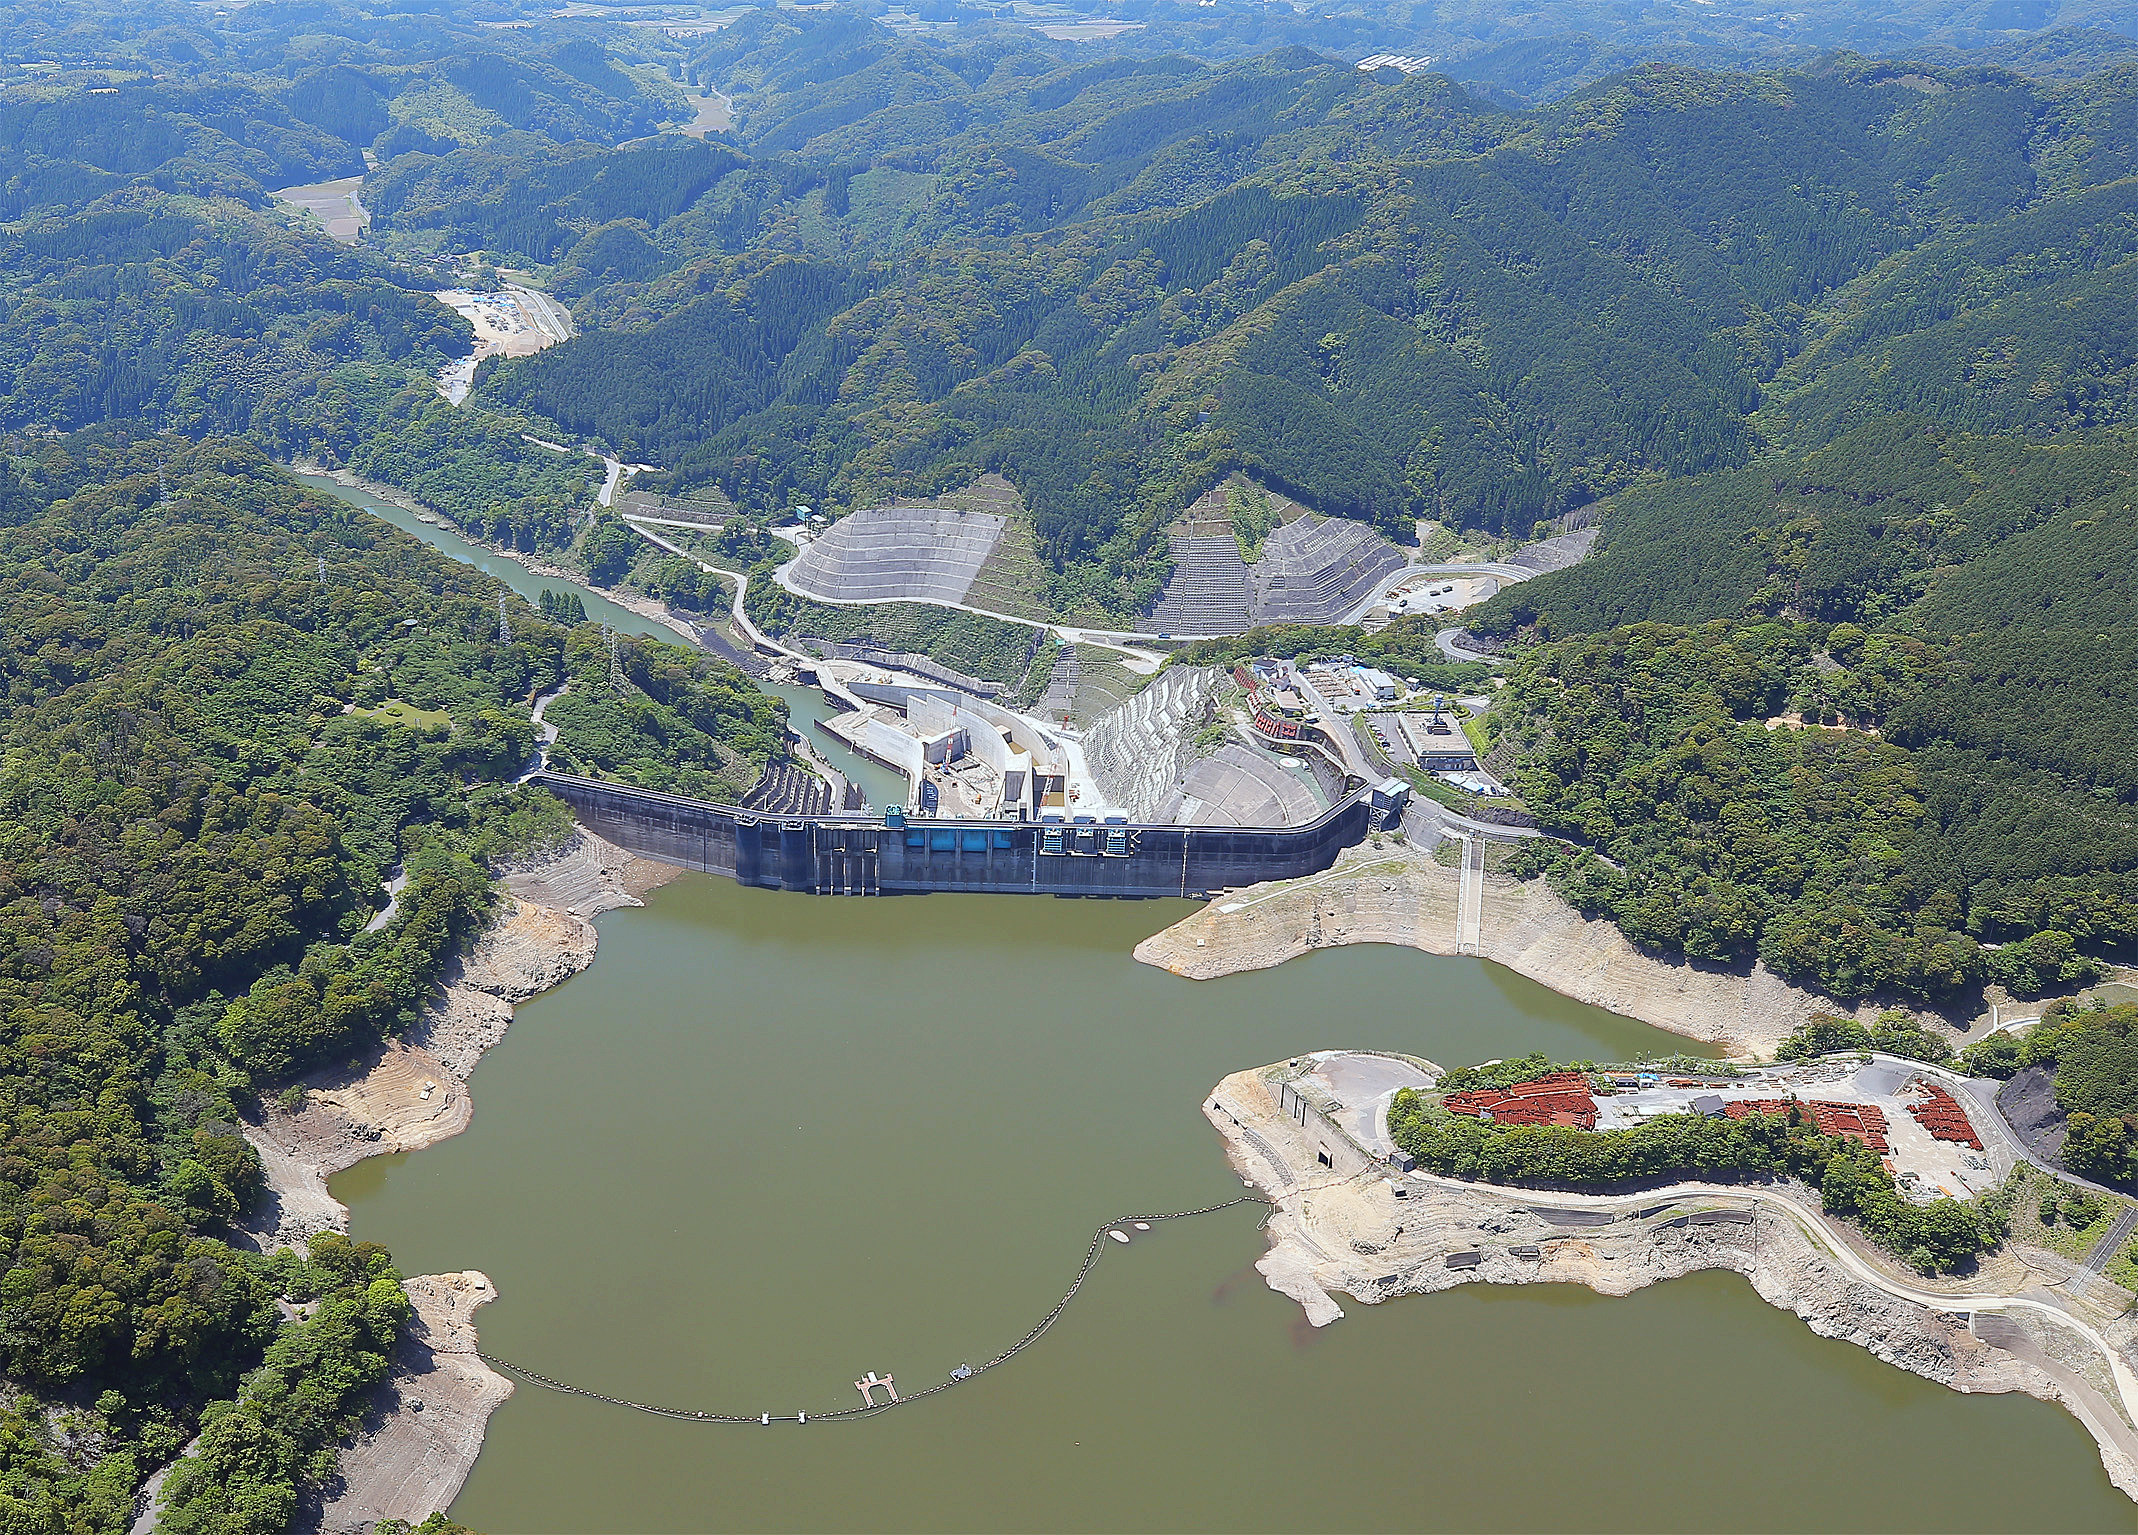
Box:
1577 1060 2003 1202
589 469 1576 887
1143 482 1410 634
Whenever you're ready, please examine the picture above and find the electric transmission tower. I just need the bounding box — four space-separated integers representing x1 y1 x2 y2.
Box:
497 589 511 644
602 622 624 692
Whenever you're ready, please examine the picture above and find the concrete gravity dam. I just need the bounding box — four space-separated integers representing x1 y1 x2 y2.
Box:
533 771 1402 899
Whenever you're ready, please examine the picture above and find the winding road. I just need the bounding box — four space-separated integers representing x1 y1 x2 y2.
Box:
619 521 803 664
766 556 1168 671
772 553 1546 663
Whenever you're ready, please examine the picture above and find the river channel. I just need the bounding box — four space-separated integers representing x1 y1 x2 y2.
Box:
309 473 2132 1531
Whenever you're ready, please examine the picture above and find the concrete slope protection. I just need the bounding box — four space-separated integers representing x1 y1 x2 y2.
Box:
774 498 1546 647
785 504 1010 608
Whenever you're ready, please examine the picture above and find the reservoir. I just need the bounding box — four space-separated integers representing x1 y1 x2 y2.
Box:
336 882 2131 1532
307 471 2132 1530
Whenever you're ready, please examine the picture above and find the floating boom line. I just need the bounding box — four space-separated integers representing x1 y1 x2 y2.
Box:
453 1195 1270 1425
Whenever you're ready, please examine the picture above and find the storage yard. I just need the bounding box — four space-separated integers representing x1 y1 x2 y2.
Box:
1257 1050 2011 1210
1581 1061 2003 1201
432 285 574 403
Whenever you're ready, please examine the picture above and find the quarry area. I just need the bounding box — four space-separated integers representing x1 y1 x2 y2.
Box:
779 474 1439 636
1210 1050 2138 1499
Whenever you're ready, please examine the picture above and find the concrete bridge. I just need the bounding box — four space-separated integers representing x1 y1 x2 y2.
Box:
533 771 1401 899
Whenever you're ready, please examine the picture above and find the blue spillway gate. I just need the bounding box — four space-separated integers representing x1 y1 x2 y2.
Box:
533 771 1392 899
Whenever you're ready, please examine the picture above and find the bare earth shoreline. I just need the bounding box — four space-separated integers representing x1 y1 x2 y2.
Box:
225 817 2129 1523
1210 1057 2138 1502
247 465 2135 1518
1136 841 2008 1059
230 832 680 1533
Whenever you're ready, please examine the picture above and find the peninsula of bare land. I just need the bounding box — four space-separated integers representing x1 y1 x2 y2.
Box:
1212 1049 2138 1500
12 0 2138 1526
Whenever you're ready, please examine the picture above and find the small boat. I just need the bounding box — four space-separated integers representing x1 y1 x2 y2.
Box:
1107 1229 1129 1244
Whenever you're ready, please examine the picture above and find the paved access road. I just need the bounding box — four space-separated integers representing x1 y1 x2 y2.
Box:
768 558 1167 671
2086 1207 2138 1273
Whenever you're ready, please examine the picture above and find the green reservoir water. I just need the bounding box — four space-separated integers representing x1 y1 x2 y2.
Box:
291 472 691 646
337 881 2133 1533
308 472 2131 1531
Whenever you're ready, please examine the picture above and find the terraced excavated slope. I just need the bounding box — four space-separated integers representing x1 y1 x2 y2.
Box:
1083 667 1220 821
1252 516 1408 623
1148 532 1255 633
787 472 1409 637
787 503 1009 606
1145 482 1410 634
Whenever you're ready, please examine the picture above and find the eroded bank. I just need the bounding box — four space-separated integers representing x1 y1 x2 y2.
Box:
239 831 679 1529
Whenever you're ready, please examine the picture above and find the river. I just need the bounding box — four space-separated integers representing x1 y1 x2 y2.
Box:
295 468 908 808
306 472 2132 1531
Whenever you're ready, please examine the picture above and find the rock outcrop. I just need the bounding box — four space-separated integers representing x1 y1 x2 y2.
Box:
1208 1060 2138 1500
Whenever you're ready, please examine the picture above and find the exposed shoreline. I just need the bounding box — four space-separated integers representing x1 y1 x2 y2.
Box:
1210 1053 2138 1501
240 831 682 1530
1136 841 1990 1060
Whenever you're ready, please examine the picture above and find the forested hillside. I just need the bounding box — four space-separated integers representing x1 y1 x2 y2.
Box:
0 3 674 554
407 18 2138 616
0 432 583 1522
0 426 799 1525
1468 415 2138 1009
10 5 2138 615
